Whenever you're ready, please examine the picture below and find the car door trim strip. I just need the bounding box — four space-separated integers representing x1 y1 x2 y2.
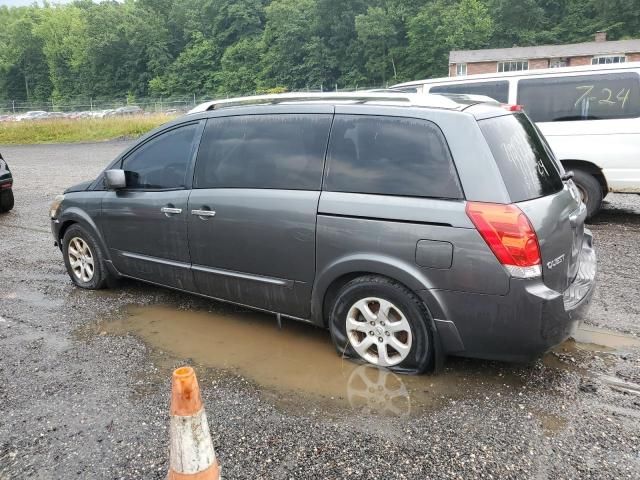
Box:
119 251 191 269
191 264 293 288
118 251 293 287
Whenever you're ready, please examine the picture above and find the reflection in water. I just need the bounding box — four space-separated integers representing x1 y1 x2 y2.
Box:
80 303 639 417
347 366 411 417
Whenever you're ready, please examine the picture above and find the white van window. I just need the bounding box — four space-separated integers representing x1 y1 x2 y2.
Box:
518 73 640 122
430 81 509 103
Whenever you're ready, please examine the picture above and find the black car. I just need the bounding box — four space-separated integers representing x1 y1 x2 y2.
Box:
0 152 14 213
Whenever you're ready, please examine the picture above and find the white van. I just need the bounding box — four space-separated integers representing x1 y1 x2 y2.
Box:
393 62 640 217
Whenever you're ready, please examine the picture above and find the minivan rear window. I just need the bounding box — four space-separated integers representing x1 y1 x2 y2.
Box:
479 113 563 202
324 115 463 199
430 81 509 103
518 73 640 122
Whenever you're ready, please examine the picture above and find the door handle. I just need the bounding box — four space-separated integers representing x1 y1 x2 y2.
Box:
191 209 216 218
161 207 182 215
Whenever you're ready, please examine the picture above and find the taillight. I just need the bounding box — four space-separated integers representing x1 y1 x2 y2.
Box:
465 202 541 278
501 104 523 112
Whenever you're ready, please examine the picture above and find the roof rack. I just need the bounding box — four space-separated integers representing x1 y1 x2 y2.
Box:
187 91 464 114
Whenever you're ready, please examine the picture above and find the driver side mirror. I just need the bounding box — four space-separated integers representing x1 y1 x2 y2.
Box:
105 169 126 190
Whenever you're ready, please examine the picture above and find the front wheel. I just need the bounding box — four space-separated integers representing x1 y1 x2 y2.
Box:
328 276 433 374
62 224 111 289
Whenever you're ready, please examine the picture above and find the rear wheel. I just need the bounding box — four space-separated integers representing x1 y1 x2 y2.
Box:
62 224 111 289
328 276 433 374
572 169 603 220
0 189 14 212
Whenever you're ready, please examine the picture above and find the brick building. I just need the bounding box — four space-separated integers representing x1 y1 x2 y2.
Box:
449 32 640 77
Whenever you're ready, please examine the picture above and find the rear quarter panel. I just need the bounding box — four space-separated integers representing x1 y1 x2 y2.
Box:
313 193 511 324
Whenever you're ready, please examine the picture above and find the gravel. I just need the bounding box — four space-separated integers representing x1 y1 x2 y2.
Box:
1 142 639 479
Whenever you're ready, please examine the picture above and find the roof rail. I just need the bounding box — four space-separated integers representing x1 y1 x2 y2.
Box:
187 91 463 114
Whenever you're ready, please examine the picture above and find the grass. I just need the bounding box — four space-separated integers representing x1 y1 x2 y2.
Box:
0 113 178 145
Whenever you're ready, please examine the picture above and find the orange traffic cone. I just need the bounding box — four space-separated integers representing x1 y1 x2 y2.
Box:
168 366 221 480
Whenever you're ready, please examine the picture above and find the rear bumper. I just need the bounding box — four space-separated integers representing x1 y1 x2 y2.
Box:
427 230 597 362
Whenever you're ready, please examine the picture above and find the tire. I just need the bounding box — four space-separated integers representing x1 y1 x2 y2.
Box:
62 224 111 289
328 275 434 374
0 189 14 213
572 169 602 220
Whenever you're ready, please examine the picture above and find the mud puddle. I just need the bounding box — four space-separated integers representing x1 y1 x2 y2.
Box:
90 304 532 416
570 325 640 352
88 304 640 417
544 324 640 370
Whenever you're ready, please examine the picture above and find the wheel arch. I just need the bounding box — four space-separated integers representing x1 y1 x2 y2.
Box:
311 255 444 328
560 159 609 195
57 208 110 262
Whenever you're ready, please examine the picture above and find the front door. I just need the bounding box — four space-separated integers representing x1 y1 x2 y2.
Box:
188 110 333 318
101 122 200 290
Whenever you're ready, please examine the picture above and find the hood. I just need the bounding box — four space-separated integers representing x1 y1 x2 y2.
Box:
64 180 93 193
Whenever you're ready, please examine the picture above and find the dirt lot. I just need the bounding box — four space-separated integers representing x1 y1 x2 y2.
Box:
1 142 640 479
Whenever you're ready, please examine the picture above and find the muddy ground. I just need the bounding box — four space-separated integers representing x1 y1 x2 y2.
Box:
1 142 640 479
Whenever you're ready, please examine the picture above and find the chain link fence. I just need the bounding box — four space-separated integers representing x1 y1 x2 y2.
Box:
0 85 389 119
0 96 198 115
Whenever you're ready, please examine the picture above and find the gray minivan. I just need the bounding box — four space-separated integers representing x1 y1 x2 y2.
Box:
50 93 596 373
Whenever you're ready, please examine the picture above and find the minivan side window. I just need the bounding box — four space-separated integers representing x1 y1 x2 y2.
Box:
121 123 198 189
194 114 332 190
517 73 640 122
324 115 463 199
430 81 509 103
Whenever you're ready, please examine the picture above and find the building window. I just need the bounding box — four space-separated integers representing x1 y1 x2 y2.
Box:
550 58 568 68
497 60 529 73
592 55 626 65
456 63 467 76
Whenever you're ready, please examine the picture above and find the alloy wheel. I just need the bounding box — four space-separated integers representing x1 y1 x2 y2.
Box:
345 297 413 367
68 237 95 283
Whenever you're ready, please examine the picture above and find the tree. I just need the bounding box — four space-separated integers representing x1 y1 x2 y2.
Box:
33 5 89 101
355 6 400 85
216 37 263 95
407 0 494 79
0 0 638 105
149 32 219 96
0 7 52 101
261 0 317 89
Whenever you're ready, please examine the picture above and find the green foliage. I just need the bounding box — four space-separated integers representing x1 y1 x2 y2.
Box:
216 37 263 95
407 0 493 78
261 0 317 89
0 0 637 102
